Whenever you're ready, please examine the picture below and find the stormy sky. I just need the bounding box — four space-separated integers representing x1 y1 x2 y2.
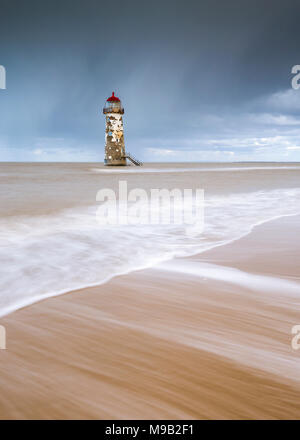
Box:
1 0 300 162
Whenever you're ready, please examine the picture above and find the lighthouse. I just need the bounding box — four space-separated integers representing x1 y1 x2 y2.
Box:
103 92 126 166
103 92 142 166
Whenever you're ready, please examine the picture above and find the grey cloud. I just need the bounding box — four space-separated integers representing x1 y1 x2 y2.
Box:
1 0 300 161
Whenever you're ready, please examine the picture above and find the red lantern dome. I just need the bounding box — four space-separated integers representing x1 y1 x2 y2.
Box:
103 91 124 114
107 91 120 102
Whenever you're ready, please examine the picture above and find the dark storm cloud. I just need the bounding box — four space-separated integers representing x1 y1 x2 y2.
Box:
1 0 300 161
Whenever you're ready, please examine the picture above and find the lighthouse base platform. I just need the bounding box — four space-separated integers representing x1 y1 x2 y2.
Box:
104 159 127 166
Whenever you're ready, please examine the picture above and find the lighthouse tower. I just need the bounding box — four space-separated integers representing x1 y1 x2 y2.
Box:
102 92 142 166
103 91 126 166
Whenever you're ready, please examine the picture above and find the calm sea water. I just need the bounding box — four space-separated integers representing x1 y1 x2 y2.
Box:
0 162 300 316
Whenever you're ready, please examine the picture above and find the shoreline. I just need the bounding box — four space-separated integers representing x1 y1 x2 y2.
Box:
0 215 299 419
1 212 299 319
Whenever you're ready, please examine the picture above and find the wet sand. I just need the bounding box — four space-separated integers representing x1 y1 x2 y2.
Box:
0 215 299 419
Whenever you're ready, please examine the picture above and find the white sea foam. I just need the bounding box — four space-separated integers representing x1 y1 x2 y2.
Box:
159 260 300 297
90 165 300 174
0 187 300 316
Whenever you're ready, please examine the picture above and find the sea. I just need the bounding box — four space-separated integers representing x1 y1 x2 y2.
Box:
0 162 299 316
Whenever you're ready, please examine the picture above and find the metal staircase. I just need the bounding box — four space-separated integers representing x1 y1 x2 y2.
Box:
124 152 143 166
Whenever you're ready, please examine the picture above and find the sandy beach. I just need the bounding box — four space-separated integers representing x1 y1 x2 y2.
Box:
0 214 299 419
